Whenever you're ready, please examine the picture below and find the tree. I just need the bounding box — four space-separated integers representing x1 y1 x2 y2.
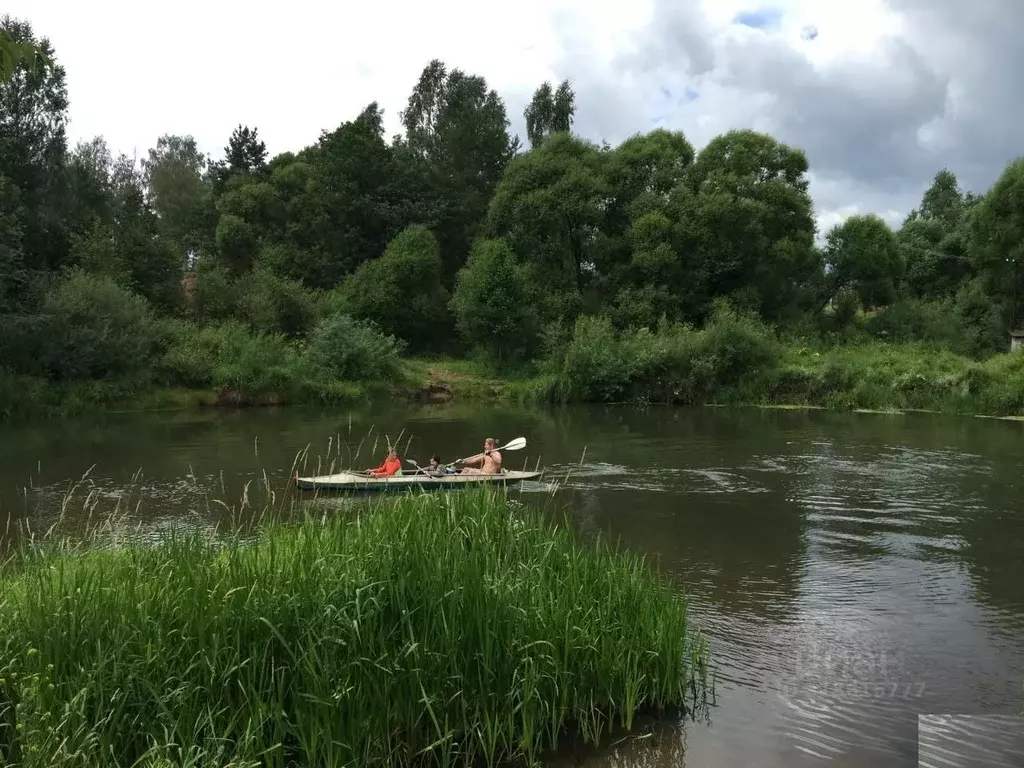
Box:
339 225 450 350
73 154 184 312
143 134 216 257
909 169 964 231
969 158 1024 329
682 129 818 320
401 60 519 280
451 238 540 364
899 169 974 299
821 214 902 310
524 80 575 148
599 129 697 316
208 124 268 196
487 133 607 321
0 17 70 291
0 19 51 81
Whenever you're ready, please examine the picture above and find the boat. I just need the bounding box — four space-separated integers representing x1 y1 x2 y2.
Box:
293 469 543 493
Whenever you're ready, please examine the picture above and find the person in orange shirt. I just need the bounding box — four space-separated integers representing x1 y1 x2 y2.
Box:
368 448 401 477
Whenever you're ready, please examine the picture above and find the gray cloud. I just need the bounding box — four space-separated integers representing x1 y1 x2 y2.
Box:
548 0 1024 232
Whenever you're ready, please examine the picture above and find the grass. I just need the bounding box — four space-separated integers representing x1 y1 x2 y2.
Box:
399 358 556 405
0 489 709 767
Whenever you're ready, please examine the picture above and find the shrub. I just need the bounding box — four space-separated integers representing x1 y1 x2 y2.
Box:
552 304 780 404
40 270 160 381
160 321 300 399
305 313 405 381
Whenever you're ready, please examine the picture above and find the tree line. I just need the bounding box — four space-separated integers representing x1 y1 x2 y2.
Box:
2 15 1023 407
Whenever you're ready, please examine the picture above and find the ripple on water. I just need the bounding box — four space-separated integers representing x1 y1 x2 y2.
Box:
559 463 769 495
918 715 1024 768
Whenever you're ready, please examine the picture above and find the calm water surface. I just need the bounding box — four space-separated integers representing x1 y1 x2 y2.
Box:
1 403 1022 767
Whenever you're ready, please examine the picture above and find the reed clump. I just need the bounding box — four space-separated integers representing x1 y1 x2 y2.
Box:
0 490 708 767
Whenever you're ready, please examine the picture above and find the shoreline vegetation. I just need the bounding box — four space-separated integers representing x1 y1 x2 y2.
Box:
0 489 709 767
3 17 1024 426
3 313 1024 422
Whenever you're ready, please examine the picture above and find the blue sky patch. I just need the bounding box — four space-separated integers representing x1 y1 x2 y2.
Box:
733 8 783 30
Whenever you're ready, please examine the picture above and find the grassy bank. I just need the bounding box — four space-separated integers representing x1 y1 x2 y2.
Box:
4 306 1024 422
0 491 708 767
410 309 1024 416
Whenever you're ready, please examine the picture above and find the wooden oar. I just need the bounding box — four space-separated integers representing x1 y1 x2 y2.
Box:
452 437 527 467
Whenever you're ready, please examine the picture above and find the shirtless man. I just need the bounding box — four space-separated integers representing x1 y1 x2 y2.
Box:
460 438 502 475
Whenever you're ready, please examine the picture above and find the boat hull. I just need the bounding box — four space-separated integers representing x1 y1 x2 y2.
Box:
294 470 542 493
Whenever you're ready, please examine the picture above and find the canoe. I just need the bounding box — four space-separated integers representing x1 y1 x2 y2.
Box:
294 469 543 492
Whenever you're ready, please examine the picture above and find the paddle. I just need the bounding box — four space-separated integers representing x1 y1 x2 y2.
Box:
452 437 527 467
404 459 428 475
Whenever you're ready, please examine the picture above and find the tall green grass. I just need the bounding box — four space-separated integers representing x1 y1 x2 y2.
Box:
0 491 708 767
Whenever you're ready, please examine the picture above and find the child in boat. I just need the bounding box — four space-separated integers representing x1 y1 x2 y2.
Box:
427 455 454 476
368 448 402 477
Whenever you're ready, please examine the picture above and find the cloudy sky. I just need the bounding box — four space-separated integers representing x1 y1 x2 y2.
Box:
8 0 1022 233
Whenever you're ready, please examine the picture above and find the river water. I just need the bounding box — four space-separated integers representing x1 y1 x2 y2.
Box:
1 403 1022 767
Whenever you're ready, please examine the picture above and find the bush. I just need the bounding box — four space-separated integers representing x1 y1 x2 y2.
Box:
305 313 405 381
40 270 160 381
552 304 780 403
160 321 300 399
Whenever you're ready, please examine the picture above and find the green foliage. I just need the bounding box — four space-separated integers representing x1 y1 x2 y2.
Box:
191 257 238 322
3 16 1024 419
0 22 51 80
305 313 405 381
488 134 607 319
340 225 451 349
553 304 780 403
0 491 707 767
524 79 575 148
823 214 903 309
142 134 216 257
403 60 519 279
969 158 1024 327
40 270 159 380
237 268 318 338
215 212 258 273
452 238 541 364
681 130 818 321
159 320 299 400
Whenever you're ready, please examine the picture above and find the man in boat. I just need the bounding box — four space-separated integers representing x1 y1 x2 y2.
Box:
460 438 502 475
368 448 401 477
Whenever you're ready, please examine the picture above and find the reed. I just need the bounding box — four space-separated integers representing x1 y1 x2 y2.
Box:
0 489 708 767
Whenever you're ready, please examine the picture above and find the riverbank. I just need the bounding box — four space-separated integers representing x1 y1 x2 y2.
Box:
2 337 1023 423
0 490 708 767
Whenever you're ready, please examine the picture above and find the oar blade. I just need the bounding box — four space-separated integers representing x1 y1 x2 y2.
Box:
502 437 527 452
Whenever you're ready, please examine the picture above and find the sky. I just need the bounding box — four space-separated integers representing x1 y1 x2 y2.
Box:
8 0 1024 234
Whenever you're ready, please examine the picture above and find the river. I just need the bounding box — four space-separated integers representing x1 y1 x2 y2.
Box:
1 403 1022 767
